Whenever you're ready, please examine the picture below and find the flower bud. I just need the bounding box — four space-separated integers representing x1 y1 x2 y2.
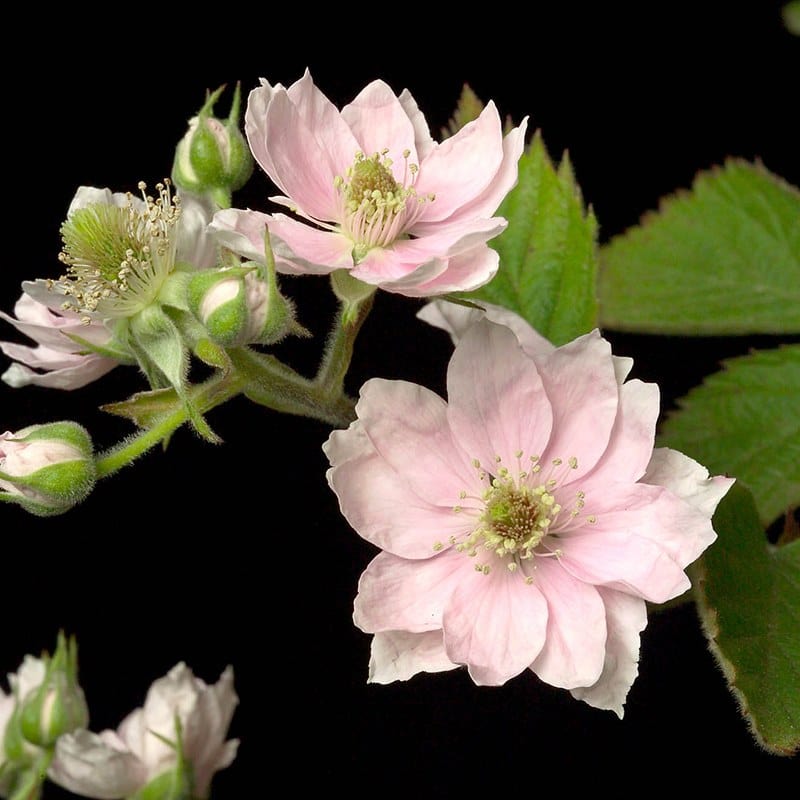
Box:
19 633 89 748
0 422 95 516
172 83 253 208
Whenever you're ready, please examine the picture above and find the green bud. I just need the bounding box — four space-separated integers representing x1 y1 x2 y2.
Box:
189 230 305 348
172 83 254 208
0 422 95 517
19 633 88 748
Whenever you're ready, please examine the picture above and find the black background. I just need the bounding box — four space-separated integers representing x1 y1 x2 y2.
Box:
2 4 798 794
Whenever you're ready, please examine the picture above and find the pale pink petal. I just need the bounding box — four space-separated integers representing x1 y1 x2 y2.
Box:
581 481 718 569
393 246 499 297
68 186 134 215
354 550 469 633
643 448 735 517
245 80 283 180
557 523 691 604
327 437 473 559
536 330 620 480
417 299 556 358
443 566 548 685
50 729 146 800
574 379 660 491
414 117 528 233
2 358 116 390
354 377 477 507
287 69 360 175
368 630 459 683
570 589 648 717
0 341 90 369
356 256 448 292
446 320 553 470
20 280 75 314
267 213 354 271
397 88 436 160
341 80 418 175
414 102 504 222
209 208 272 263
261 90 339 221
529 560 607 689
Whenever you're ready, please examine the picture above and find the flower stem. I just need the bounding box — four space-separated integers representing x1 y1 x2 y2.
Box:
314 293 374 401
95 372 246 479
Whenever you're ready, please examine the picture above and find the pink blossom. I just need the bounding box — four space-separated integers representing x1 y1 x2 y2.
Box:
49 663 238 799
0 291 118 390
211 70 527 297
324 304 733 716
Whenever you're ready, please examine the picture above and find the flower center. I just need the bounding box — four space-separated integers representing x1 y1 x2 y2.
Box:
55 181 181 319
334 150 432 264
436 453 596 581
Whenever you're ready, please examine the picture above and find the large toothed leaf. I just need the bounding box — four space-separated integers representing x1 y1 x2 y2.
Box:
660 344 800 526
599 161 800 334
466 132 599 346
695 483 800 755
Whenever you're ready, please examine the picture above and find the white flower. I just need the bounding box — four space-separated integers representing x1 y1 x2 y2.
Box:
49 663 239 800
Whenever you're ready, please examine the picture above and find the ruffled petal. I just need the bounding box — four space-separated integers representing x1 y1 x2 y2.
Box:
341 80 418 174
261 89 339 221
529 560 607 689
414 102 504 222
50 730 146 800
325 420 473 559
354 377 477 507
368 630 459 683
287 69 361 176
245 79 284 181
2 358 116 390
443 565 548 685
354 550 468 633
536 330 620 481
392 245 499 297
397 88 436 160
414 116 528 233
267 214 354 271
570 589 648 718
643 448 735 517
446 320 553 470
417 299 556 358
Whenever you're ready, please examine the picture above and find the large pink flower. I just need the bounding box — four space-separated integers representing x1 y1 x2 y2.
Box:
324 303 733 716
210 70 527 297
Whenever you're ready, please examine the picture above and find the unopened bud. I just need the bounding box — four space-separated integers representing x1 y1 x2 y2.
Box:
0 422 95 516
172 83 253 208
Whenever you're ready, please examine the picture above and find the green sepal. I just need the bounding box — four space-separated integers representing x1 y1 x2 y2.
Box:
330 270 377 327
158 271 192 313
129 306 219 443
102 387 181 429
194 338 232 371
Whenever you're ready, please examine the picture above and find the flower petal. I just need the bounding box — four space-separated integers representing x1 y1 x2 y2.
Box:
267 214 354 271
341 80 418 174
578 379 660 487
446 320 553 470
643 447 735 517
0 341 92 370
286 69 361 176
354 549 468 633
245 79 283 178
393 245 499 297
414 116 528 233
570 589 648 718
414 102 504 222
261 89 339 221
354 377 477 507
397 88 436 160
2 358 116 390
50 729 146 800
529 560 607 689
368 630 459 684
443 565 549 685
536 330 621 480
326 421 473 559
417 299 556 358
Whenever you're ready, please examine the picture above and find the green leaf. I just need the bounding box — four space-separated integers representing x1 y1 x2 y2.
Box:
784 1 800 34
660 345 800 526
441 84 485 139
599 161 800 334
695 483 800 755
102 387 182 428
465 131 599 346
